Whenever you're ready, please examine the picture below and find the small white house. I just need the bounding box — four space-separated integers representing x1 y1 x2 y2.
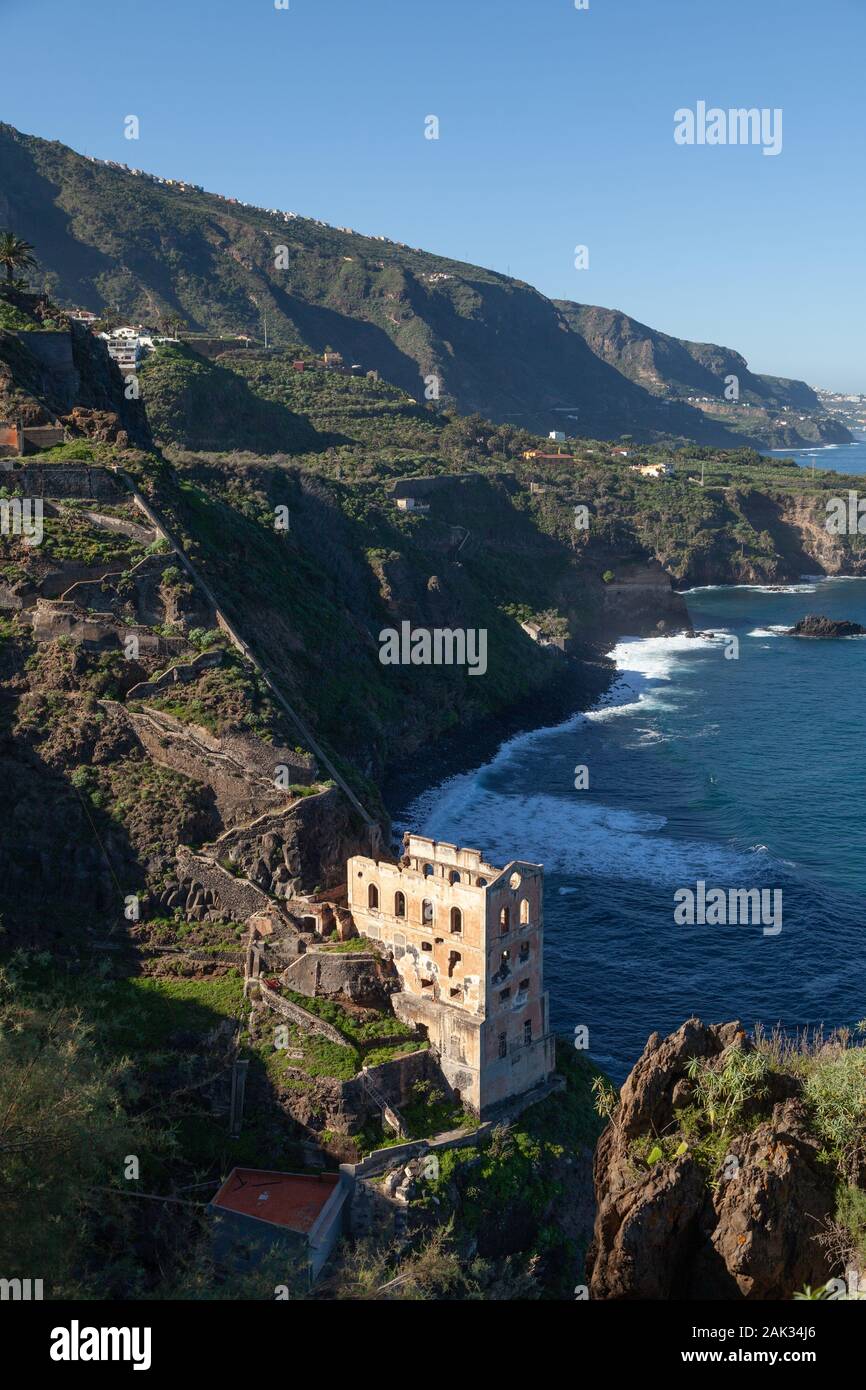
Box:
67 308 99 326
630 462 675 479
549 430 566 443
101 326 157 372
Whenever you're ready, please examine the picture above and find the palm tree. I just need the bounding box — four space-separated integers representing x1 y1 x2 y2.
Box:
0 231 37 286
157 312 186 338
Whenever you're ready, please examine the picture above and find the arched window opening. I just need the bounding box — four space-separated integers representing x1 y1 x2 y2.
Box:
499 905 510 934
520 899 530 925
450 907 462 934
449 869 461 884
422 899 434 924
423 863 434 878
368 883 379 910
394 890 406 918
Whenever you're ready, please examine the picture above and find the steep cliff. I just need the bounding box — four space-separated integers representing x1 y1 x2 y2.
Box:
557 301 851 450
587 1018 865 1300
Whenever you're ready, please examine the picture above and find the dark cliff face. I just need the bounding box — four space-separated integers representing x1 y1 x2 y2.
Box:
556 301 851 451
586 1019 848 1300
0 290 150 445
558 301 820 410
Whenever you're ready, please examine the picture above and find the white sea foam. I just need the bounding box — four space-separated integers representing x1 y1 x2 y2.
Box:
682 582 817 595
747 625 791 637
802 574 866 583
615 632 727 676
404 783 751 884
753 584 817 594
400 629 774 887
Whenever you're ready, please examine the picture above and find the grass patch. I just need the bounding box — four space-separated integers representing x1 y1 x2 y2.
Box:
98 971 245 1050
280 987 409 1045
315 936 379 954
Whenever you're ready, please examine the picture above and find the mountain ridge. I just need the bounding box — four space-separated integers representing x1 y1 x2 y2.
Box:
0 121 848 451
556 300 822 410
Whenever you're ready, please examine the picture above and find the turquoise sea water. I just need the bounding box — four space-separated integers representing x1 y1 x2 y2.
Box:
398 576 866 1081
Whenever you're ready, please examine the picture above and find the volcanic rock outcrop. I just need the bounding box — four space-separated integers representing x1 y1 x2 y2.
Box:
587 1018 836 1300
787 614 866 638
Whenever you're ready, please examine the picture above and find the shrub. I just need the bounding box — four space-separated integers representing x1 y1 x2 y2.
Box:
803 1048 866 1176
835 1185 866 1267
685 1047 772 1138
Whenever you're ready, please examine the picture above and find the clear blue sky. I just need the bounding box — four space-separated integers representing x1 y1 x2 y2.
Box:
4 0 864 390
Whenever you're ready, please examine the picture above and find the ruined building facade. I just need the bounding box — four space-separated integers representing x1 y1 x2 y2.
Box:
347 834 554 1116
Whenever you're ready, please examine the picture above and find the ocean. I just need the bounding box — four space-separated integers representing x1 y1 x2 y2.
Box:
767 434 866 474
395 576 866 1082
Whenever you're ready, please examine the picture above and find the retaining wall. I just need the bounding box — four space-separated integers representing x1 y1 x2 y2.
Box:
258 978 350 1047
283 949 396 1008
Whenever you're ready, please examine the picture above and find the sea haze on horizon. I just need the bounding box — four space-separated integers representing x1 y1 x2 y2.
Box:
393 577 866 1082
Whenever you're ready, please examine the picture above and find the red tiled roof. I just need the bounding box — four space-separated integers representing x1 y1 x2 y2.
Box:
211 1169 339 1233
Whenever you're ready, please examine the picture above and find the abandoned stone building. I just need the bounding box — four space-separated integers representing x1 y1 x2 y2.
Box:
347 835 555 1116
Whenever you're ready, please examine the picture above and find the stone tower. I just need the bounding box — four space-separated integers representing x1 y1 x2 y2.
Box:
346 833 554 1116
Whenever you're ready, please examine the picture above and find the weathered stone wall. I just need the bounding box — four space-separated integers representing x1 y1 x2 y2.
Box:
343 1119 494 1180
283 949 397 1008
125 704 317 832
282 898 335 935
392 990 481 1111
343 1048 444 1114
0 462 128 500
21 424 65 452
79 509 154 543
257 978 350 1047
0 577 36 610
44 562 127 599
30 600 184 656
125 707 305 832
212 727 315 787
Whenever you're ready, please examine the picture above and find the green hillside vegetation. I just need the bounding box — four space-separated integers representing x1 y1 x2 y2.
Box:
3 118 841 449
137 343 319 452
